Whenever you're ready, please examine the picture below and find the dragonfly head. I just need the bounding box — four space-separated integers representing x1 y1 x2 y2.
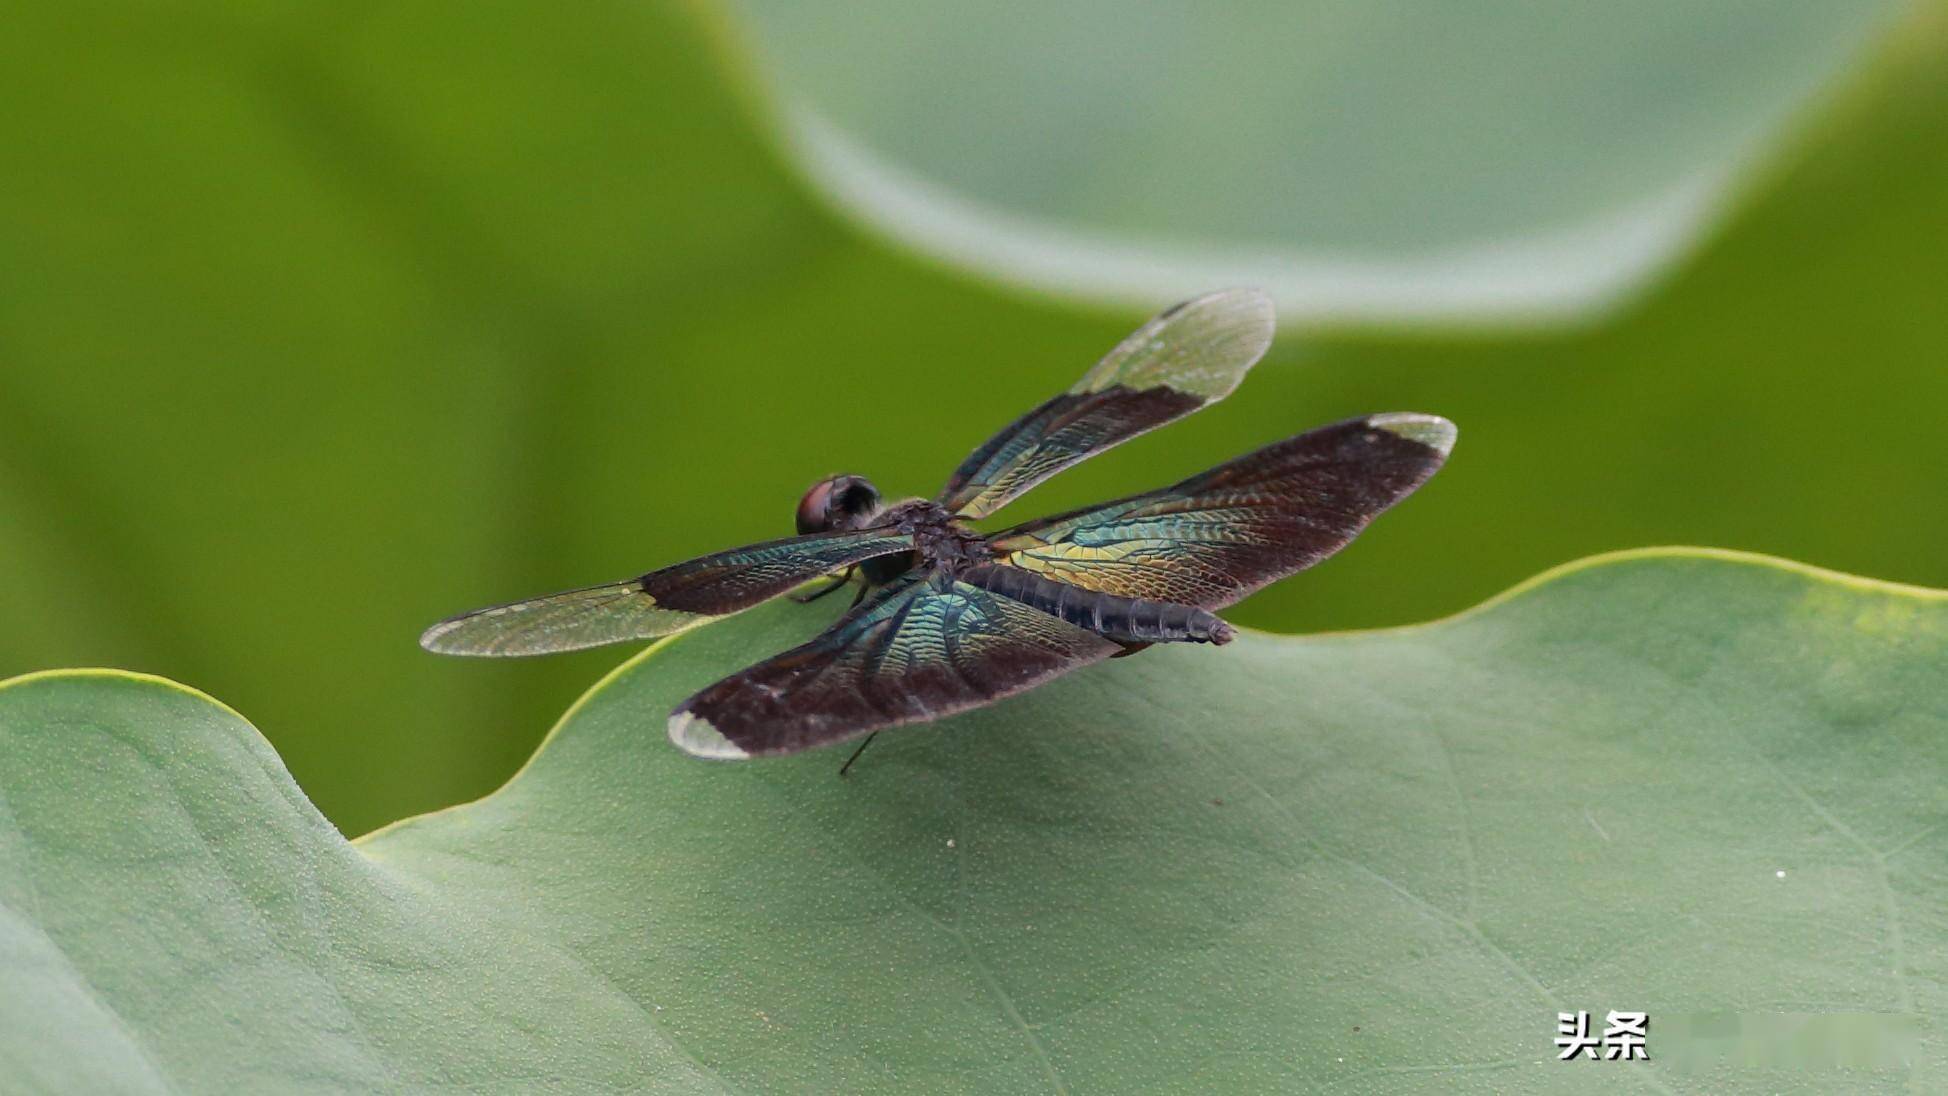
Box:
796 474 883 534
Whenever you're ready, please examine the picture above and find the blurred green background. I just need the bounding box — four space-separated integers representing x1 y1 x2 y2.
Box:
3 1 1944 836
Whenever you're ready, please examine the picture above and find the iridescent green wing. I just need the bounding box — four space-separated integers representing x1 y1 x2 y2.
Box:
420 528 914 657
938 288 1275 520
986 414 1456 609
667 568 1120 758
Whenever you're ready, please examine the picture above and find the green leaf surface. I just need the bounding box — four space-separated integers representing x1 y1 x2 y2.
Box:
729 0 1902 321
3 549 1942 1092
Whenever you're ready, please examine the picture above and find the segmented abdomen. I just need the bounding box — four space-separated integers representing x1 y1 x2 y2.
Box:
961 564 1234 645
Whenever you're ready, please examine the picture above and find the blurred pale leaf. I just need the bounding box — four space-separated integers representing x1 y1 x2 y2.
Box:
730 0 1903 322
1 550 1943 1092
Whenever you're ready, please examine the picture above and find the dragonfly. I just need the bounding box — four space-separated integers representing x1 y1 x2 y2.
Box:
421 289 1455 764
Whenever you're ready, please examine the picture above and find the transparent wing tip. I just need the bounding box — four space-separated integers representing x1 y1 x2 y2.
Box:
1367 412 1457 457
668 710 751 760
419 617 488 656
1173 286 1274 343
1184 285 1271 313
418 609 540 657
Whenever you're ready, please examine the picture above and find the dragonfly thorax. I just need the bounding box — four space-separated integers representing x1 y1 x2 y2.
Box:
881 498 989 571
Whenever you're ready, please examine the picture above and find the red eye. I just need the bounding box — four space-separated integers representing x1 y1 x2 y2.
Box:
796 479 836 534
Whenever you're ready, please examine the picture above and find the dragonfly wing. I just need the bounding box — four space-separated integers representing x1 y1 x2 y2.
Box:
668 568 1120 758
420 528 915 657
986 413 1455 609
938 288 1275 520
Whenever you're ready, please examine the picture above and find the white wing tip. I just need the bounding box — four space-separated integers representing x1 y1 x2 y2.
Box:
668 710 750 760
1367 412 1457 457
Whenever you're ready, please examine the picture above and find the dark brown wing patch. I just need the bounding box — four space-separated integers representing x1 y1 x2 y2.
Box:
938 386 1203 519
939 289 1274 519
985 413 1456 610
638 530 914 615
421 528 914 657
667 569 1119 758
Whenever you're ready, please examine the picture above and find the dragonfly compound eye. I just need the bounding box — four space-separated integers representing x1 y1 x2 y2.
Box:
796 475 881 534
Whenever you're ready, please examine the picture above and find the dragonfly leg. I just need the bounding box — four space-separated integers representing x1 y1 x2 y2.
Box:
790 566 856 603
838 732 879 777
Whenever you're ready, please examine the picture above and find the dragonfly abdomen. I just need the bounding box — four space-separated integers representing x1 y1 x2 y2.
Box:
961 564 1233 645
